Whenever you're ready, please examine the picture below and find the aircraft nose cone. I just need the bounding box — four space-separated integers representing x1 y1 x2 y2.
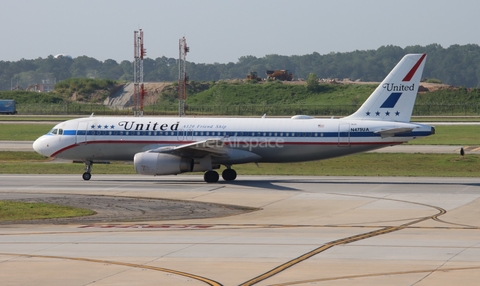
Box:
33 136 51 157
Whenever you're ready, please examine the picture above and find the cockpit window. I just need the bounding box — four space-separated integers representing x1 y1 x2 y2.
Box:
48 128 64 135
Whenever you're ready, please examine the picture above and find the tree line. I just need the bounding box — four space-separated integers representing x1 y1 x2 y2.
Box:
1 43 480 90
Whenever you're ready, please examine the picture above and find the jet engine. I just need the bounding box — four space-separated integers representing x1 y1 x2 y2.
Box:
134 152 193 175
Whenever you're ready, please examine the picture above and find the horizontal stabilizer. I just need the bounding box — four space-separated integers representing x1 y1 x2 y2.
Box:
374 127 413 138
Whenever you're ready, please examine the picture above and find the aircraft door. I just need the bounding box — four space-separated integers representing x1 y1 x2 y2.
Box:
76 121 90 144
338 123 350 146
177 129 193 141
186 130 193 141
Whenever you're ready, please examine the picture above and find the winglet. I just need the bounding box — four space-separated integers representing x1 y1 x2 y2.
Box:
344 54 427 122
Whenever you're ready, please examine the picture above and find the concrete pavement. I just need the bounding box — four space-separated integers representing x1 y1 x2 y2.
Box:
0 175 479 285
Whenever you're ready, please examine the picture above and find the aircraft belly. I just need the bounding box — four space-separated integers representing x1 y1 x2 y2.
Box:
54 138 400 164
57 143 143 161
248 144 392 163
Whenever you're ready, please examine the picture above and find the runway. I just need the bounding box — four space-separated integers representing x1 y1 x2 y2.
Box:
1 175 480 285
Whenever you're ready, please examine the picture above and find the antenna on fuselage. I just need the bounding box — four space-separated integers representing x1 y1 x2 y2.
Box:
262 113 266 118
90 113 94 118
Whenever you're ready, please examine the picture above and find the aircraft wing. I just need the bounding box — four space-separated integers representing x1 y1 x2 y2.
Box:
146 138 229 157
374 127 414 138
146 138 261 163
173 139 228 156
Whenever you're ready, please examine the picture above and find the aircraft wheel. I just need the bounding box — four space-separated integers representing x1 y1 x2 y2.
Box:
204 170 219 183
82 172 91 181
222 168 237 181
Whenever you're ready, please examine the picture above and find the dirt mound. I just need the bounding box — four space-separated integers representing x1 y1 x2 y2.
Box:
418 82 452 92
104 82 174 108
142 82 173 105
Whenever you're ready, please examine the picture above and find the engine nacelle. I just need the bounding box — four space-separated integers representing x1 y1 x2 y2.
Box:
134 152 193 175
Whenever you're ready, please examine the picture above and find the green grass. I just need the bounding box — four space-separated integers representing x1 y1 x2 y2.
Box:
0 201 95 221
408 125 480 145
0 151 47 161
224 154 480 177
0 116 76 121
412 117 480 122
0 162 135 174
0 124 52 140
1 151 479 177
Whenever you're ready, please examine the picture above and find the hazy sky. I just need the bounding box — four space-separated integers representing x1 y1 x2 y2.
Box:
2 0 479 64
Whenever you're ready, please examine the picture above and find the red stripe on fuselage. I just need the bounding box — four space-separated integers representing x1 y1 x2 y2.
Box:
50 140 402 158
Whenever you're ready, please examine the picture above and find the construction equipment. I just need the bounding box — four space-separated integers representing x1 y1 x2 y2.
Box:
266 69 294 81
246 71 262 81
26 84 39 92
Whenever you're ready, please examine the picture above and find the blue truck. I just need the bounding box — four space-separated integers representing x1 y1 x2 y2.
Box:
0 100 17 114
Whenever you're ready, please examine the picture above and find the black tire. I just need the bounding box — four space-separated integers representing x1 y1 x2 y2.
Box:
222 169 237 181
204 171 219 183
82 172 91 181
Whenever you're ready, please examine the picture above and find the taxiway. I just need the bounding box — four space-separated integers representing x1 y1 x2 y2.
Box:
0 175 479 285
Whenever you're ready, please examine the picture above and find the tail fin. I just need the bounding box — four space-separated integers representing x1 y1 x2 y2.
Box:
344 54 426 122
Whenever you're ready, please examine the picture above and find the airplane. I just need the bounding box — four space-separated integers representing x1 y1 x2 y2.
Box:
33 54 434 183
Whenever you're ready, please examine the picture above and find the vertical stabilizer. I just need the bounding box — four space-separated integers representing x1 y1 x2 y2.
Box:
344 54 426 122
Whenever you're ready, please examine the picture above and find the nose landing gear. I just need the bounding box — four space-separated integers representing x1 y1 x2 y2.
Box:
82 161 92 181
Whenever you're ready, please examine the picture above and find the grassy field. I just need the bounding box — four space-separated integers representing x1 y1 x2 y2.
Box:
0 116 78 121
0 201 95 221
0 119 478 177
1 151 479 177
0 124 53 140
412 117 480 122
407 125 480 145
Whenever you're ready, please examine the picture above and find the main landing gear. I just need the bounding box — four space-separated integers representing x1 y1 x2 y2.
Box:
203 167 237 183
82 161 92 181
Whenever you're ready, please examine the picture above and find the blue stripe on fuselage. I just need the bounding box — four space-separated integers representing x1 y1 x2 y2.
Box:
57 129 430 138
